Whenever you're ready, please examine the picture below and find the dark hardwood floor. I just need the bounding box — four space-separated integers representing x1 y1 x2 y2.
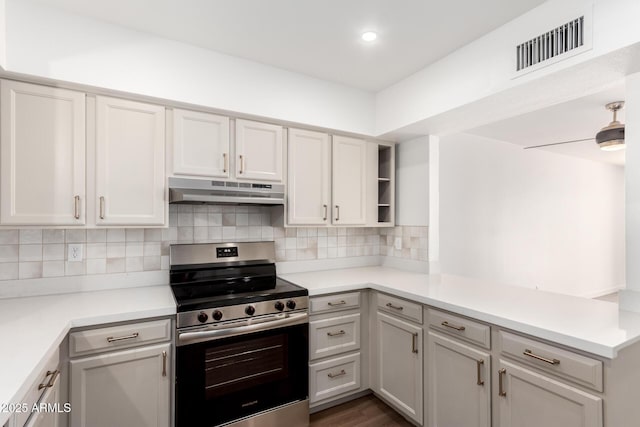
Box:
310 395 414 427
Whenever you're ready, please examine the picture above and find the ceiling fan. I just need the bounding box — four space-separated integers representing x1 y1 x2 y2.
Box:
524 101 625 151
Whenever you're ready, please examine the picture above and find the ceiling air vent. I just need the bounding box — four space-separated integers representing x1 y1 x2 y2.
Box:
516 16 585 72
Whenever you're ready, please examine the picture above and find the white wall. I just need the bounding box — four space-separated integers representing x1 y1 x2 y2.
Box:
376 0 640 136
395 137 429 226
4 0 375 135
439 133 625 297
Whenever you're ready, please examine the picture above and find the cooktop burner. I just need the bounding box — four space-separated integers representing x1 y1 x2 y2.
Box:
169 241 308 329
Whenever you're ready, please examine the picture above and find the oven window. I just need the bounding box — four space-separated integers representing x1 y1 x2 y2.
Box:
205 334 289 398
176 323 308 427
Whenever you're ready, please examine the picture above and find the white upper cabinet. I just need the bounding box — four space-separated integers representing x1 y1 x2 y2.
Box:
332 135 366 225
0 80 86 225
172 109 230 178
235 119 283 182
287 128 331 225
94 96 165 226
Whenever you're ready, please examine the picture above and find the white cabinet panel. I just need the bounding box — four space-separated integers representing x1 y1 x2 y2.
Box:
428 331 491 427
95 96 165 226
70 343 170 427
172 109 229 178
332 136 366 225
235 119 283 182
309 313 360 361
0 80 86 225
287 128 330 225
376 311 422 424
309 353 361 404
498 360 602 427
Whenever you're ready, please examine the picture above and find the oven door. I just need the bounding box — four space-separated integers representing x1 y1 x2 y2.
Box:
176 315 309 427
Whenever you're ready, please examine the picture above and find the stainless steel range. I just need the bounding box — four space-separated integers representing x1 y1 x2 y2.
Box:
170 241 309 427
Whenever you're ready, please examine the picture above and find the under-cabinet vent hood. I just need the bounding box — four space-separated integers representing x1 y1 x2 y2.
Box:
169 177 285 205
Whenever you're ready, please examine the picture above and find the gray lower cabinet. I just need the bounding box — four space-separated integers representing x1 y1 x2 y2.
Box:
427 331 491 427
23 379 62 427
69 343 171 427
497 360 603 427
376 311 423 425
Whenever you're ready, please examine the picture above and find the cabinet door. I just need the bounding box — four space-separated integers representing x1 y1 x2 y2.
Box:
95 96 165 226
287 128 330 225
428 331 491 427
24 374 62 427
235 119 283 182
498 360 603 427
376 311 423 424
70 343 170 427
332 136 366 225
0 80 86 225
172 109 230 178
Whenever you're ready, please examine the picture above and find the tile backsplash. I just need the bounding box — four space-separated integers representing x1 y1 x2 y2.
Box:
0 205 428 281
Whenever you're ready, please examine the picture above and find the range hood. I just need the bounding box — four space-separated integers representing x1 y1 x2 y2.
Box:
169 177 285 205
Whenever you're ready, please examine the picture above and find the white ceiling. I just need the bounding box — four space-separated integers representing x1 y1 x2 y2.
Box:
29 0 546 91
467 83 627 166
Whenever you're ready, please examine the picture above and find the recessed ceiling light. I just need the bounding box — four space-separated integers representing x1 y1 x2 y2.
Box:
361 31 377 42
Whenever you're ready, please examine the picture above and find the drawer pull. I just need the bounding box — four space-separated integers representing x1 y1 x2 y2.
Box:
223 153 228 173
523 349 560 365
441 321 466 331
386 302 404 311
327 369 346 379
323 204 328 221
498 368 507 397
99 196 106 219
327 300 347 307
162 351 167 377
411 332 419 354
335 205 340 221
476 359 484 386
38 370 60 390
239 155 244 174
106 332 139 343
327 330 346 337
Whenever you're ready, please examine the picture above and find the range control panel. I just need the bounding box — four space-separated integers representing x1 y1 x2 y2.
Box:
216 247 238 258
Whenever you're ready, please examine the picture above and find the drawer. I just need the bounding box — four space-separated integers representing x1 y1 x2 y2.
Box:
499 330 603 392
69 318 171 357
309 353 361 403
377 293 422 324
428 309 491 349
309 313 360 361
310 292 360 314
14 348 60 427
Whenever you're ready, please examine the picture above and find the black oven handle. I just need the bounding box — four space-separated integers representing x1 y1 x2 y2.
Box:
177 312 308 346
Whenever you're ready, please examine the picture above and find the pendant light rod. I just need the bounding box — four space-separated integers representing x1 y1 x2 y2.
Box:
523 138 594 150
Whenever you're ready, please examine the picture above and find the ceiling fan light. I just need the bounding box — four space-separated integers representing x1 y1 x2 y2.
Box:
596 125 625 151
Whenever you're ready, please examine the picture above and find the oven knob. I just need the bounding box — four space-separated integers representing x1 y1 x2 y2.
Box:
212 310 223 321
274 301 285 311
286 300 297 310
245 305 256 316
197 312 208 323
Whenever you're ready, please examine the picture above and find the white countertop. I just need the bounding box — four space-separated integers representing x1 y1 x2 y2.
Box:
281 267 640 359
0 285 175 425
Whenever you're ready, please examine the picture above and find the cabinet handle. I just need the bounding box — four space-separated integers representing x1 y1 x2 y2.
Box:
223 153 228 173
523 349 560 365
498 368 507 397
38 370 60 390
335 205 340 221
99 196 105 219
323 204 328 221
411 332 419 354
327 330 346 337
106 332 139 343
74 195 80 219
441 321 466 331
476 359 485 386
327 369 346 379
239 155 244 174
162 351 167 377
386 302 404 311
327 300 346 307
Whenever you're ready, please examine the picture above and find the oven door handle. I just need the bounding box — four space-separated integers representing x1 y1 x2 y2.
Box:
177 312 308 346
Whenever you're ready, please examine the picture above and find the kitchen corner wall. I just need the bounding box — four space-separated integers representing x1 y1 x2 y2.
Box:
0 205 428 282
